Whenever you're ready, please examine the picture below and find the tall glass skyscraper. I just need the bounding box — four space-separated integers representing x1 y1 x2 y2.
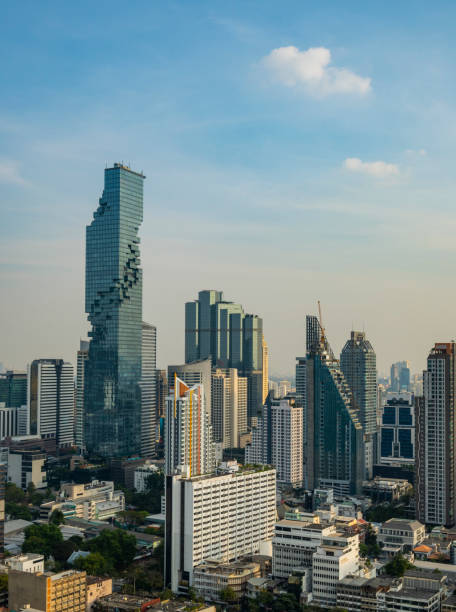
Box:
84 163 145 458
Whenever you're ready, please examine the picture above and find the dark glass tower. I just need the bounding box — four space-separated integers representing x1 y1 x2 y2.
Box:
84 163 145 458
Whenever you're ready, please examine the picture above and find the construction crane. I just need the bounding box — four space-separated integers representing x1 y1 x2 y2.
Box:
317 300 326 345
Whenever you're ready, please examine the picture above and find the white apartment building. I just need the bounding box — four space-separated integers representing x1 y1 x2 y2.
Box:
378 518 425 552
134 462 159 492
272 519 337 578
6 553 44 573
211 368 248 449
312 532 360 608
165 464 276 593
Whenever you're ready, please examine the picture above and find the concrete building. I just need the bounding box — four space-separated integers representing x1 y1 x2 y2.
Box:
8 568 86 612
211 368 248 448
165 378 215 477
380 396 415 466
7 448 47 490
362 476 412 503
193 559 260 602
5 552 44 573
140 322 157 459
28 358 75 447
0 404 18 439
40 481 124 521
378 518 425 553
165 464 276 593
133 462 159 492
75 340 89 450
417 343 456 526
92 594 159 611
168 360 212 420
245 397 303 487
86 576 113 611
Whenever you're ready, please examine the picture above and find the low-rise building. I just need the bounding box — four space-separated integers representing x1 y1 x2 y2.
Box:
8 568 87 612
193 559 260 602
378 518 425 553
363 476 412 503
6 448 47 490
86 576 112 611
92 593 159 611
5 553 44 573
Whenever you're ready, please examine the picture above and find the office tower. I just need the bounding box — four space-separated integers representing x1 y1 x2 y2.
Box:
0 405 17 439
75 340 89 450
168 360 212 418
415 395 426 523
246 397 303 487
28 359 74 447
0 370 27 407
262 336 269 403
184 290 263 422
417 343 456 527
211 368 248 448
301 316 364 495
164 377 215 476
340 331 377 479
0 462 5 551
380 397 415 466
390 360 411 392
140 322 157 458
8 568 86 611
84 163 145 458
165 464 276 592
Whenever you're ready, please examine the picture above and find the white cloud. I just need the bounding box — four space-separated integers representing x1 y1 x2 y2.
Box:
405 148 427 156
344 157 399 178
0 159 26 185
262 46 371 96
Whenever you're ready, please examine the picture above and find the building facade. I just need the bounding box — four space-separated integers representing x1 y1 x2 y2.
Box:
380 397 415 465
0 370 27 408
211 368 248 448
140 322 157 458
168 360 212 419
28 359 74 447
75 340 89 450
8 568 86 612
84 163 145 458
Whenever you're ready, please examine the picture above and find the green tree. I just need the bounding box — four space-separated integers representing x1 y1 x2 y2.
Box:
74 552 108 575
385 553 414 577
22 523 63 558
0 574 7 593
52 539 78 563
6 482 25 504
84 529 136 571
220 586 237 602
6 502 33 520
50 509 65 525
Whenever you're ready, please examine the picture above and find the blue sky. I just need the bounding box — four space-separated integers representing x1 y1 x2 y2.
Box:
2 0 456 375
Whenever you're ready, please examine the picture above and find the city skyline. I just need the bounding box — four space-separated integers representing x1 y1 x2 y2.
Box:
3 2 456 376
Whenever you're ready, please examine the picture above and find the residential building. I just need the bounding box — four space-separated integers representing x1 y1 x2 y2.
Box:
168 360 212 419
28 358 74 447
262 336 269 403
165 378 215 477
133 462 159 492
417 343 456 526
0 403 18 439
75 340 89 450
300 315 364 495
8 568 87 612
362 477 412 503
156 369 167 422
5 553 44 573
84 163 145 458
140 322 157 458
0 370 27 407
378 518 425 554
193 559 260 602
340 331 378 479
40 480 124 521
86 576 113 611
0 462 5 551
165 464 276 593
246 397 303 487
211 368 248 448
184 290 263 422
380 396 415 466
7 448 47 489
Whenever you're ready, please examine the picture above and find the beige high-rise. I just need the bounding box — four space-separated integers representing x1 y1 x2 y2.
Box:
262 336 269 403
212 368 248 448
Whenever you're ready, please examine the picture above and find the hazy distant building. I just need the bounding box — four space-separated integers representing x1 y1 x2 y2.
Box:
140 322 157 458
391 361 411 392
0 371 27 408
262 336 269 403
211 368 248 448
28 359 74 447
417 343 456 526
84 163 145 458
165 377 215 477
340 331 377 479
185 290 263 422
75 340 89 450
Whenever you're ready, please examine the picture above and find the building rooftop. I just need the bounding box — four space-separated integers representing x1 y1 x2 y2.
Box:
382 518 423 531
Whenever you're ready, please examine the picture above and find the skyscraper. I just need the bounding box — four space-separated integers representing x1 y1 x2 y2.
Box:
390 361 411 392
140 322 157 459
75 340 89 450
28 359 75 447
300 316 364 495
416 343 456 527
164 377 215 477
211 368 248 448
184 290 263 422
167 360 212 419
262 335 269 404
84 163 145 458
340 331 377 478
0 371 27 408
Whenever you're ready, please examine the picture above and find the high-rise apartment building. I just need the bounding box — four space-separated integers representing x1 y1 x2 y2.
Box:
246 397 303 487
299 316 364 495
416 343 456 526
8 568 86 612
84 164 145 458
168 360 212 419
0 370 27 408
262 335 269 403
340 331 377 478
140 322 157 458
75 340 89 450
165 377 215 477
184 290 263 422
211 368 248 448
165 464 276 593
28 359 74 447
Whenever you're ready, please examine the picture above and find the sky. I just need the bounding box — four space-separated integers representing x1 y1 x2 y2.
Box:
2 1 456 377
